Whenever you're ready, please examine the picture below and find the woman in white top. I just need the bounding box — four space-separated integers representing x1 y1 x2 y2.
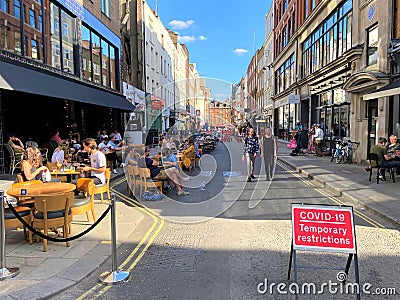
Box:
51 140 69 165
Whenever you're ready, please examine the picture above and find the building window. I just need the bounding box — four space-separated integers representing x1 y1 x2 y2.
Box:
31 39 38 59
0 0 9 13
14 31 21 53
275 54 295 94
38 15 43 32
367 25 378 66
302 0 352 78
29 9 35 27
13 0 20 19
283 26 288 47
81 23 118 89
101 0 110 17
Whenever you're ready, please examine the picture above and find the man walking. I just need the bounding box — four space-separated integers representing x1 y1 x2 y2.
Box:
260 127 277 181
242 128 260 182
314 124 324 156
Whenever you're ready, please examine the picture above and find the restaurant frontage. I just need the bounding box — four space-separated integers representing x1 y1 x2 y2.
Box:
0 56 135 172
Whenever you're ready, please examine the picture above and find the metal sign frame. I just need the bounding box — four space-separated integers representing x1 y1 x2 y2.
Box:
288 203 360 300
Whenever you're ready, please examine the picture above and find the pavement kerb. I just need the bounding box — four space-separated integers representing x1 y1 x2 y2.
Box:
277 156 400 229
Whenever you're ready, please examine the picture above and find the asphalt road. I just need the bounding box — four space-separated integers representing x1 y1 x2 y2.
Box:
51 140 399 300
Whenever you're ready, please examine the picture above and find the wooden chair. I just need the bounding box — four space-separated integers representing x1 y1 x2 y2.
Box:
367 153 395 184
139 167 163 195
5 144 23 174
93 168 111 203
185 151 196 171
131 165 142 196
3 200 33 241
71 178 96 222
126 165 140 196
16 173 24 183
33 191 74 252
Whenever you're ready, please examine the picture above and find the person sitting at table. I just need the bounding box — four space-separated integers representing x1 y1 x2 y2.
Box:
124 146 138 166
365 137 400 180
21 147 49 181
387 135 400 174
138 147 189 195
181 137 196 169
80 138 106 185
98 136 119 174
7 133 25 157
108 133 124 166
51 140 69 165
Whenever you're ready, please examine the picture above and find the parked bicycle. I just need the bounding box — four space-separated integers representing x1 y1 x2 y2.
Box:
331 138 360 164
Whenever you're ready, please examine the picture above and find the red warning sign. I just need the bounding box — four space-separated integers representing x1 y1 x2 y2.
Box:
292 204 356 253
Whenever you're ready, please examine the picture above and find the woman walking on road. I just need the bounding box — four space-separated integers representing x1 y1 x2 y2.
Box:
242 128 260 182
260 127 277 181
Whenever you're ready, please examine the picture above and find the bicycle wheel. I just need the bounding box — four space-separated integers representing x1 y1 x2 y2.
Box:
346 149 353 163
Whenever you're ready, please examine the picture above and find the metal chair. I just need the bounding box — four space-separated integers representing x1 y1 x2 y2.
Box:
5 144 23 174
367 153 395 184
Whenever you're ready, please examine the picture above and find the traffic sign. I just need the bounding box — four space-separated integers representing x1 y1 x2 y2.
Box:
291 204 356 253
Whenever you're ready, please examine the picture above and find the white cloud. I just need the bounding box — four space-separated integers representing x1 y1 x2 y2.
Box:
178 35 207 43
168 20 195 30
234 48 249 56
179 36 197 43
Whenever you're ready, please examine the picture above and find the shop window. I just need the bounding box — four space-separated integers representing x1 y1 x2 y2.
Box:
367 25 378 66
101 39 109 86
0 0 9 13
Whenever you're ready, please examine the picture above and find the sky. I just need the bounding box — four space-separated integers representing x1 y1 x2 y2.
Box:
146 0 273 88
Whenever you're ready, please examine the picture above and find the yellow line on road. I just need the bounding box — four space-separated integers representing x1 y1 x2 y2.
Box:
277 161 390 231
76 180 164 300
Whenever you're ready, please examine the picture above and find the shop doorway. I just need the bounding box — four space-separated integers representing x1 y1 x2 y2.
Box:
367 99 378 152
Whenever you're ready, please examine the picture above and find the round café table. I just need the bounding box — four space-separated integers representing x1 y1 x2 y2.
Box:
7 182 76 198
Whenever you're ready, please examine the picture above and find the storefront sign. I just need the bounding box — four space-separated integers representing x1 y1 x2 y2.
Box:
288 94 301 104
292 204 356 253
150 95 164 110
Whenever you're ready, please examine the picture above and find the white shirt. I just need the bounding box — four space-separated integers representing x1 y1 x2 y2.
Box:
314 127 324 140
51 150 65 163
91 150 106 184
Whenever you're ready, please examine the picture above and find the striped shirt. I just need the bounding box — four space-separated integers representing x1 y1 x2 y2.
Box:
243 136 260 155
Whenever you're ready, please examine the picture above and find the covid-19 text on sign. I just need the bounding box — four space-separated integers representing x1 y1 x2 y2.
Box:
292 204 356 253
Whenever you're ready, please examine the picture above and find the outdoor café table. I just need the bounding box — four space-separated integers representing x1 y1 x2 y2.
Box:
7 182 76 198
50 169 81 183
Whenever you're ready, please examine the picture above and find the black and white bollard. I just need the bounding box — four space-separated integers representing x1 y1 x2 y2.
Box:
0 191 20 280
99 193 129 285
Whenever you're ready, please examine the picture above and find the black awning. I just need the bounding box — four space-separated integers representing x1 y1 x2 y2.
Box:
0 60 135 111
363 80 400 100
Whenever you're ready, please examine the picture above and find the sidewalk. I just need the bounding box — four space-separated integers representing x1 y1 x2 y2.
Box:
277 140 400 227
0 169 144 300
